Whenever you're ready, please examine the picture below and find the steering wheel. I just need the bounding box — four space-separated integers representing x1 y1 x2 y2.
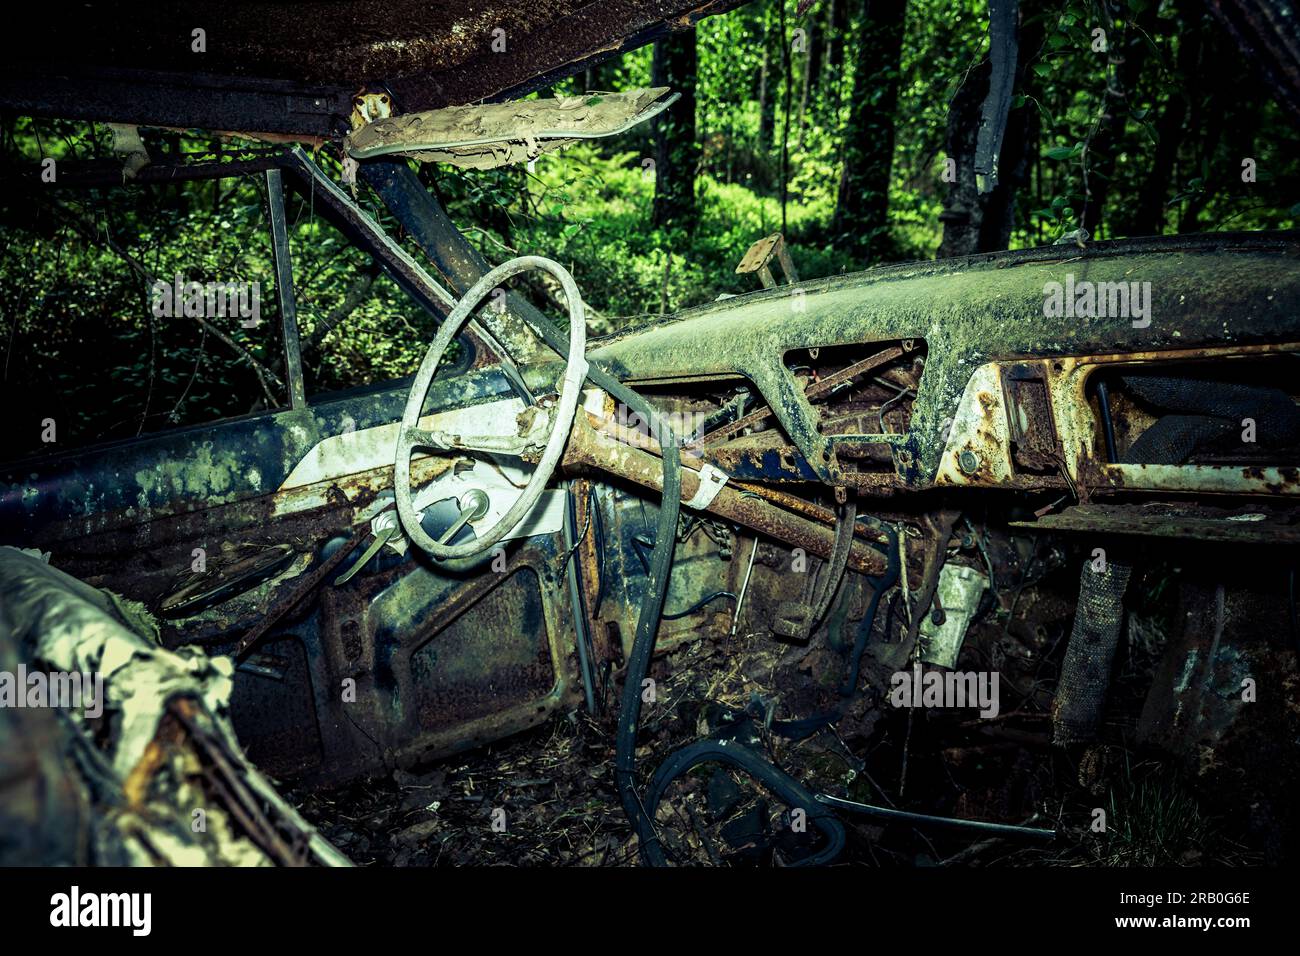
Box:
394 256 588 560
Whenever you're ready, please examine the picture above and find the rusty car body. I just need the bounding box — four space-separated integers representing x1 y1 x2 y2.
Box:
2 0 1299 866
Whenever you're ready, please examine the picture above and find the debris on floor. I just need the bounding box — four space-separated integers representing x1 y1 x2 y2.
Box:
0 546 349 867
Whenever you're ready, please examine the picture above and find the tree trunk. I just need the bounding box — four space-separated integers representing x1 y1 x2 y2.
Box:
1178 20 1261 233
1132 3 1203 236
827 0 848 77
938 70 1038 255
821 0 850 123
797 17 815 147
651 29 700 230
1080 3 1159 237
807 3 825 93
831 0 908 260
1179 79 1227 231
939 1 1043 257
758 22 776 153
779 0 793 231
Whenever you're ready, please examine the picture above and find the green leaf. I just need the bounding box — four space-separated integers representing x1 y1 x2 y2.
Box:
1046 145 1077 160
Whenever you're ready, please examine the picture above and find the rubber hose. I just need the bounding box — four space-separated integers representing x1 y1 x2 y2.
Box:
488 295 682 866
840 523 901 696
644 738 846 866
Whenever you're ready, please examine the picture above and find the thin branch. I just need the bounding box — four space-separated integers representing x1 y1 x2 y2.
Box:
304 262 380 351
42 197 284 406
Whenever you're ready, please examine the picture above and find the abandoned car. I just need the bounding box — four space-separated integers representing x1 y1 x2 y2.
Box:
1 0 1299 869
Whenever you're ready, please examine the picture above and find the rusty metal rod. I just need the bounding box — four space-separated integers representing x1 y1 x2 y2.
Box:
565 415 888 575
815 793 1057 841
689 345 905 448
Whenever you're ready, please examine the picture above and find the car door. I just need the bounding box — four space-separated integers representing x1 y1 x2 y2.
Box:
0 166 585 787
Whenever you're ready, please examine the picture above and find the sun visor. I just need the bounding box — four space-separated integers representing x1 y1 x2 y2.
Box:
345 87 678 168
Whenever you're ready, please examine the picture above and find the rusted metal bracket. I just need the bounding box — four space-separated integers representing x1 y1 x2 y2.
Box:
735 232 800 289
1013 503 1300 544
873 510 961 672
773 500 857 641
683 463 729 509
690 345 904 448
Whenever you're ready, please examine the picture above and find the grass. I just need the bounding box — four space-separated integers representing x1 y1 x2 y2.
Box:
1051 756 1256 868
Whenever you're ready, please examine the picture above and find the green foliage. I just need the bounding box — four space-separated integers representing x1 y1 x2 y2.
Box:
438 142 857 330
1080 759 1252 867
0 122 436 456
2 0 1298 459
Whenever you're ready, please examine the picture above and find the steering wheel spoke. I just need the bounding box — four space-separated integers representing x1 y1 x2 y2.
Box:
401 425 447 452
